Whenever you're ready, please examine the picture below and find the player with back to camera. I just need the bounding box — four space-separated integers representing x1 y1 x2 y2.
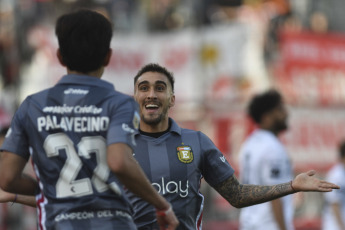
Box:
0 10 178 230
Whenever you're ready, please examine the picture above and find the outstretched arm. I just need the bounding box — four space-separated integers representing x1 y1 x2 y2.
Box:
214 170 339 208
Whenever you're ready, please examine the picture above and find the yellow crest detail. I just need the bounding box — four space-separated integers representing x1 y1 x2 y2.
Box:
177 146 193 163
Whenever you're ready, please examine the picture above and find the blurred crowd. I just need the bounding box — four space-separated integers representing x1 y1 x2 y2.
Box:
1 0 345 110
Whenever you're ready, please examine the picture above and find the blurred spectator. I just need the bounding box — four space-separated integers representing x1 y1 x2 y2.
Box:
305 0 345 33
322 141 345 230
0 2 20 86
141 0 195 31
201 0 242 25
308 11 328 34
238 89 294 230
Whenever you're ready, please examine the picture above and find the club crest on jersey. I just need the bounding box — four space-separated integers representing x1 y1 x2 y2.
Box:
177 146 193 163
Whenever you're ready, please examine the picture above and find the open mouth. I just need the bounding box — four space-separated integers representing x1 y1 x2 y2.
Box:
145 104 159 111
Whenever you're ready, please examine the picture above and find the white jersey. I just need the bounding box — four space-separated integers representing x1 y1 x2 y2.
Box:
322 163 345 230
238 129 294 230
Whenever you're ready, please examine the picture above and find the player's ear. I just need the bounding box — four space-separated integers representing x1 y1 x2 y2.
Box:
169 94 175 108
103 49 112 66
56 49 66 67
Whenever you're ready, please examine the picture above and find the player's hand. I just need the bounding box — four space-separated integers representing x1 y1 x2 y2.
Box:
156 204 179 230
292 170 340 192
0 187 15 203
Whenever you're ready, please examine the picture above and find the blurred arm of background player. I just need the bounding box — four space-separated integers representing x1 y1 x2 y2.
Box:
213 170 339 209
271 199 287 230
331 202 345 230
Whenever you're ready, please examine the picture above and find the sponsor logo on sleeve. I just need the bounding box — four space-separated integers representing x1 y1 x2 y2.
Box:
177 146 193 163
132 111 140 130
219 155 226 163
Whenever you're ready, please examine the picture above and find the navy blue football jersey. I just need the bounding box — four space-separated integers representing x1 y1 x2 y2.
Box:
1 74 140 230
126 118 234 230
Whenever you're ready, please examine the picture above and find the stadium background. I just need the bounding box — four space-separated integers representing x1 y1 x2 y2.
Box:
0 0 344 229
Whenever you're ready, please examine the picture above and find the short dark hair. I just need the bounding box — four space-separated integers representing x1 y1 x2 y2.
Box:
55 9 113 73
339 140 345 159
134 63 175 92
247 89 283 124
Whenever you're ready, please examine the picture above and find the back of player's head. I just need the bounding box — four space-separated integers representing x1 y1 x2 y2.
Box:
134 63 175 93
339 140 345 159
247 89 283 124
55 9 113 73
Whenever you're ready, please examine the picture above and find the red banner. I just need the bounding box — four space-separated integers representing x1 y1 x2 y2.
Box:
274 31 345 106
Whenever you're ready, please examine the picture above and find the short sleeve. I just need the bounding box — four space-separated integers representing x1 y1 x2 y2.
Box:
106 97 140 150
1 98 31 161
199 132 234 187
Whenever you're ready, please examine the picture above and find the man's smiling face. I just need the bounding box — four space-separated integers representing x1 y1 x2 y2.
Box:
134 71 175 127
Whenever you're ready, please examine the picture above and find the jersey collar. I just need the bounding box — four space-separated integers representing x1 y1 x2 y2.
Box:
57 74 115 90
135 118 182 137
169 118 182 135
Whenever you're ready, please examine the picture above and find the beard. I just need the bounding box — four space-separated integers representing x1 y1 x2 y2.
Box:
141 113 164 125
274 119 288 133
141 105 169 126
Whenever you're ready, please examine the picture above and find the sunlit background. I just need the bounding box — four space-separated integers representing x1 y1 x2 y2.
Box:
1 0 345 229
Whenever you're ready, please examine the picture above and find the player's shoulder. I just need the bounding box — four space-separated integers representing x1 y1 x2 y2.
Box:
180 128 216 146
22 87 52 104
180 127 203 137
241 131 280 156
108 89 133 99
105 89 136 105
250 130 281 148
327 163 345 178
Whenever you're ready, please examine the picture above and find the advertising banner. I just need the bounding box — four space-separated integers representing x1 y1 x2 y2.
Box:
274 31 345 106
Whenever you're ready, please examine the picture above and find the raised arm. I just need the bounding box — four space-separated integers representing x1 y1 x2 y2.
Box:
214 170 340 208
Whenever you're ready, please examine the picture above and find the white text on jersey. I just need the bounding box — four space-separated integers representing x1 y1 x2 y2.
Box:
43 105 102 114
152 177 189 198
37 115 109 132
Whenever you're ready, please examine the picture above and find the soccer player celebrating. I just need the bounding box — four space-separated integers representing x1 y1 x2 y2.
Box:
0 10 178 230
127 63 339 230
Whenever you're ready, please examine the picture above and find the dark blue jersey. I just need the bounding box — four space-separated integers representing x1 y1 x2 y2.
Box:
1 74 140 230
126 118 234 230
